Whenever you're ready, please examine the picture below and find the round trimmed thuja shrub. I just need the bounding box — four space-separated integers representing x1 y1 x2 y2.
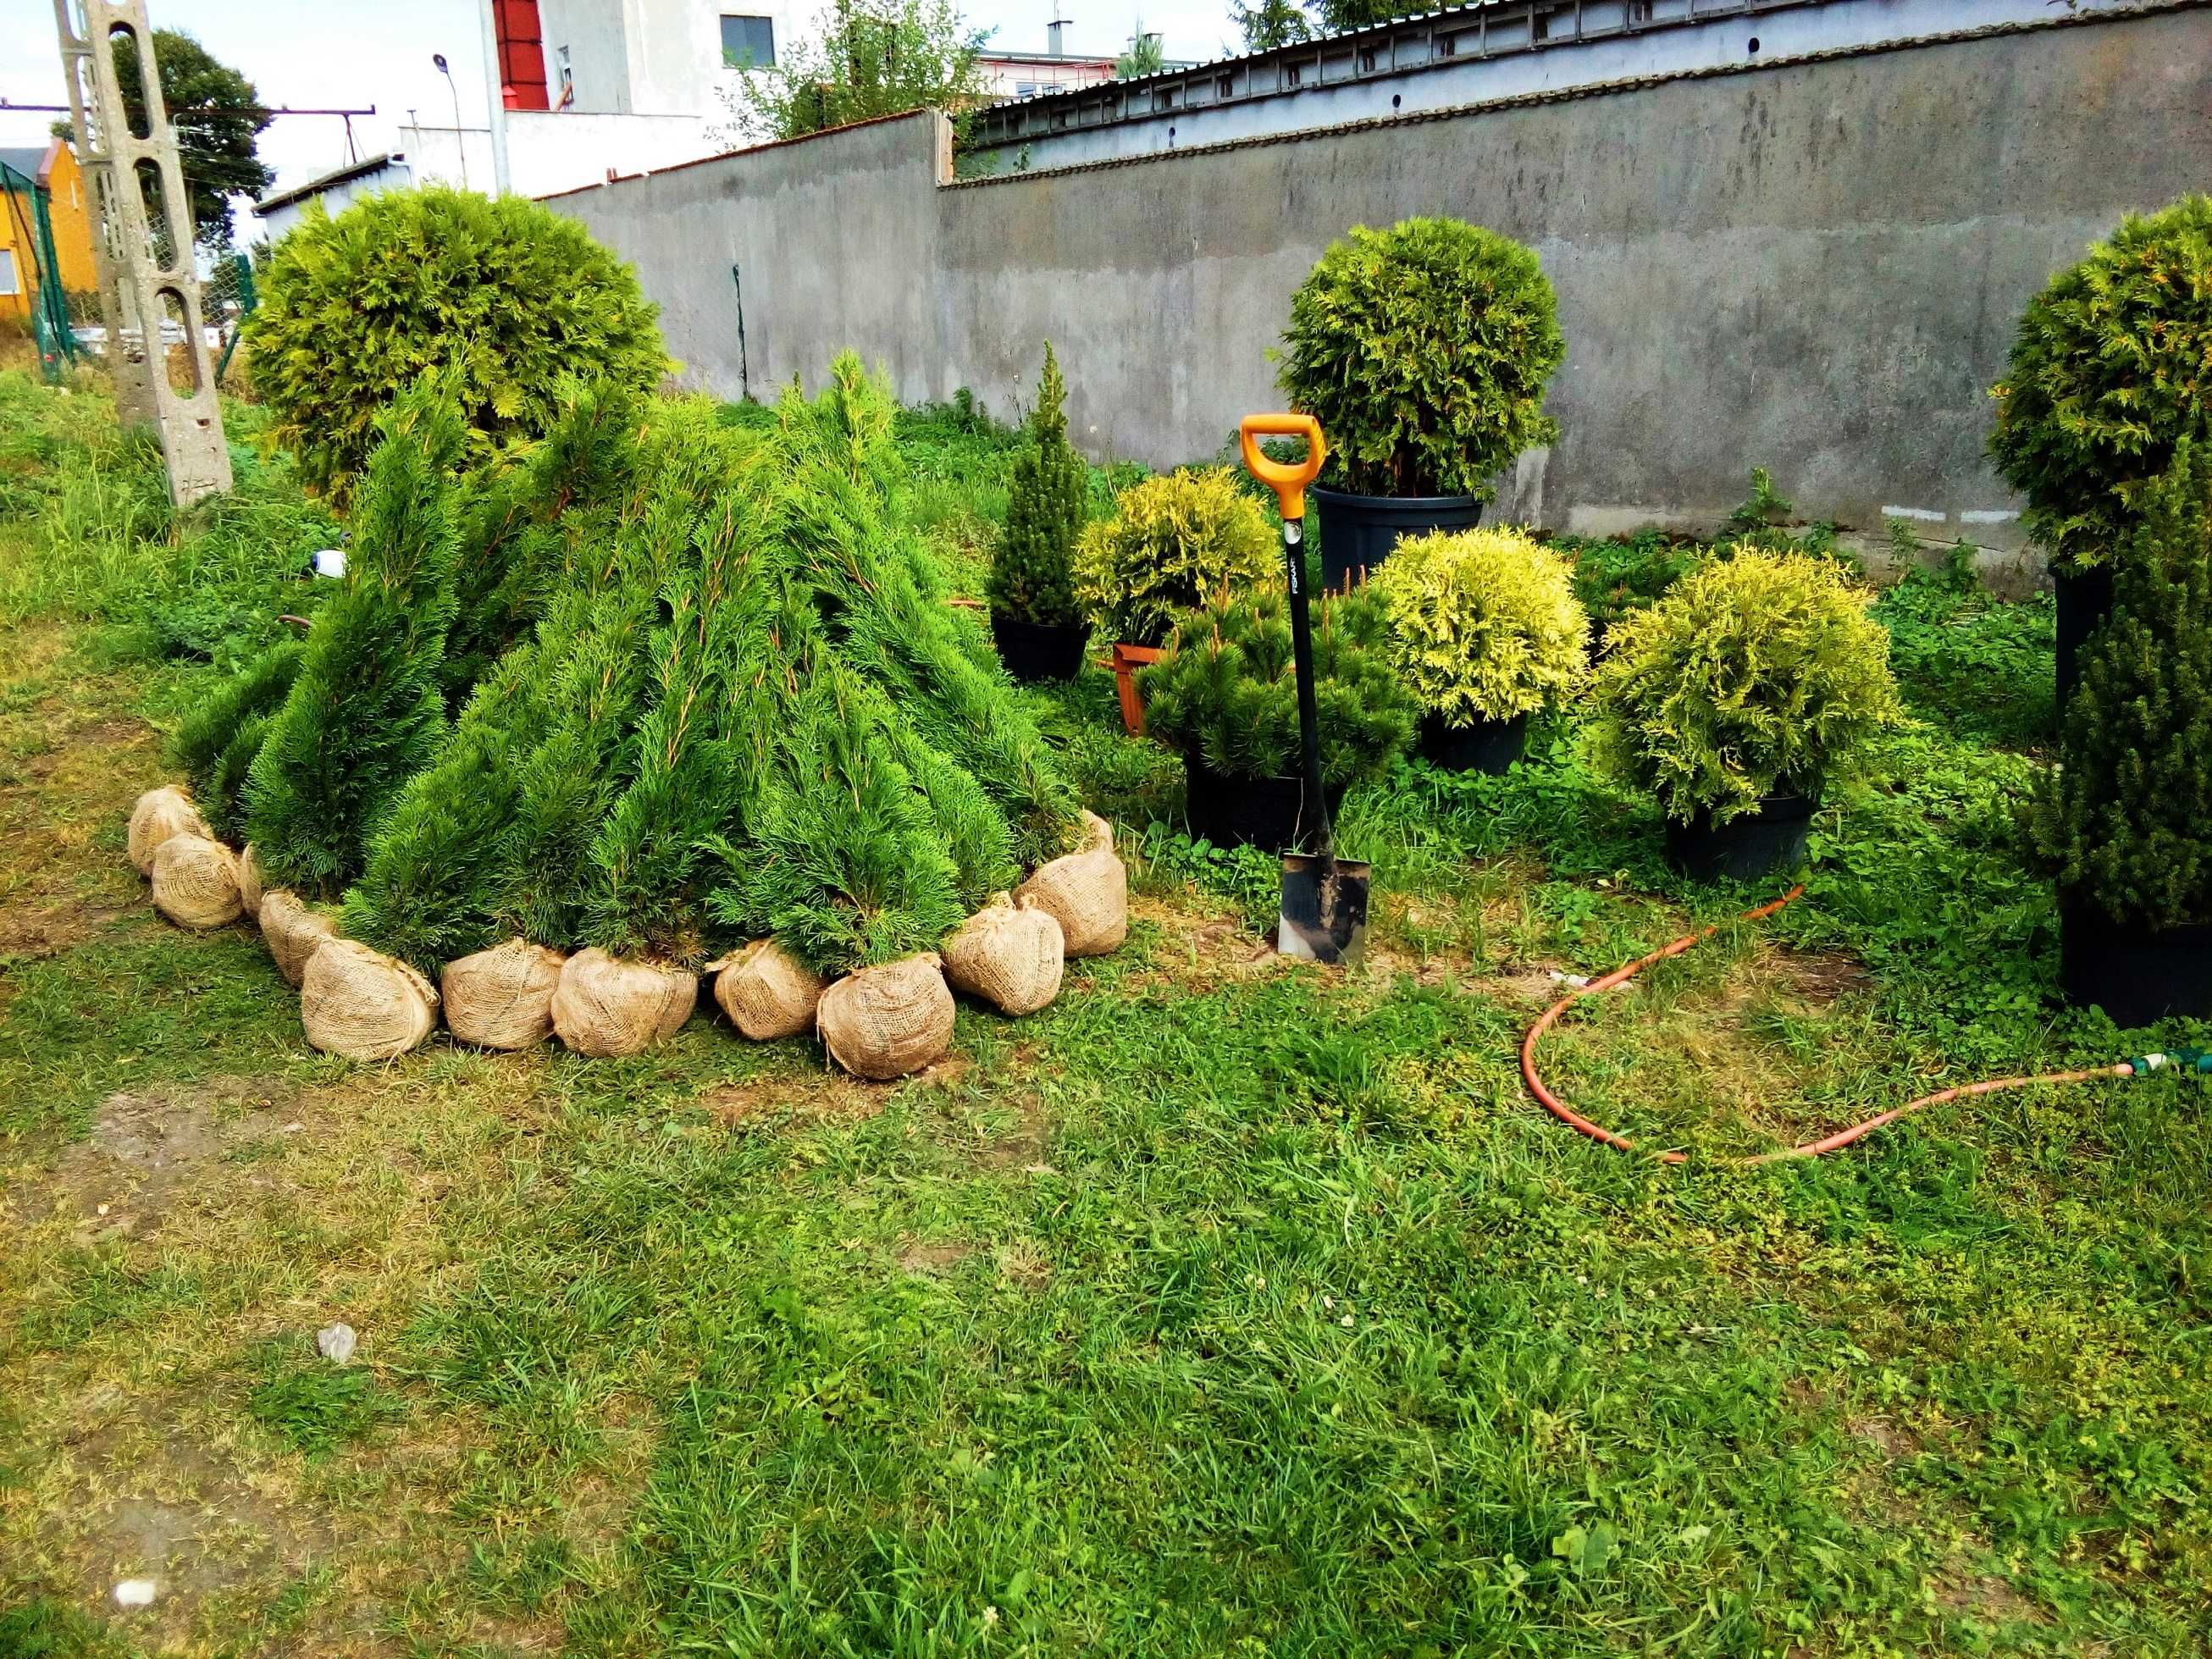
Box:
1590 550 1901 826
248 186 667 500
1370 526 1588 727
1990 196 2212 572
1074 467 1277 647
1279 216 1563 500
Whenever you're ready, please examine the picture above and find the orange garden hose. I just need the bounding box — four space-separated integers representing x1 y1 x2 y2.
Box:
1519 885 2165 1165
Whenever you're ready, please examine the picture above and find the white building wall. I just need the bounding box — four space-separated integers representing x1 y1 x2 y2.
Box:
256 157 415 243
402 112 724 198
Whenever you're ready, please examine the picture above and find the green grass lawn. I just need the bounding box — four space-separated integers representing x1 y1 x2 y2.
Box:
2 373 2209 1656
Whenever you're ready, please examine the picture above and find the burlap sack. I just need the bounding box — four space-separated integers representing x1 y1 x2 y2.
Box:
149 834 242 930
261 890 339 988
301 938 439 1062
442 937 567 1050
1015 811 1127 958
816 954 956 1081
550 948 697 1058
128 786 212 877
942 893 1065 1015
712 939 827 1040
236 843 266 926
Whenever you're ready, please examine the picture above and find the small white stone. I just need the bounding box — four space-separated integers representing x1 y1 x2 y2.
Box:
316 1321 357 1364
113 1579 158 1609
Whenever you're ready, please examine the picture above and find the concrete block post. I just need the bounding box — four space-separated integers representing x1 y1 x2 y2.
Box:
51 0 155 430
60 0 232 506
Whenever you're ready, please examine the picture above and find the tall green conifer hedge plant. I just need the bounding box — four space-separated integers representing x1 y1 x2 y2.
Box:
246 384 467 898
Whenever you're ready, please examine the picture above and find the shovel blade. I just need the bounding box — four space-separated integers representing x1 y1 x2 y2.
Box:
1278 854 1371 965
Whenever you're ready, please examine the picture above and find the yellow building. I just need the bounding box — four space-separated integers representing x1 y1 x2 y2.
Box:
0 139 99 322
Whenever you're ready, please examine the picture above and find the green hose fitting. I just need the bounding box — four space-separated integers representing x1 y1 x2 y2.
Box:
2126 1047 2212 1076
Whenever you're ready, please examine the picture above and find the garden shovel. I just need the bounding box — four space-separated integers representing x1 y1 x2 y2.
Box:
1238 412 1370 965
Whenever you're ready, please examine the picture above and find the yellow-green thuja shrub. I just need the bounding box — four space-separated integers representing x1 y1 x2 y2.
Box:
1371 526 1588 727
1590 549 1901 826
248 186 668 503
1073 467 1277 647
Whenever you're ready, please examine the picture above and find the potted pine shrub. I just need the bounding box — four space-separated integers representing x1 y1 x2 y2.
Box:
2029 443 2212 1026
1136 583 1415 849
1591 549 1902 881
1279 217 1564 591
1989 196 2212 711
987 343 1089 683
1075 467 1278 733
1370 525 1589 773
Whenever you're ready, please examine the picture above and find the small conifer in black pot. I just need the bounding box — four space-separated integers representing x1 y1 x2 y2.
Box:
2029 442 2212 1026
987 344 1089 683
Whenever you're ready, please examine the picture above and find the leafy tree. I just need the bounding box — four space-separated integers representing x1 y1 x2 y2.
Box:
114 30 274 251
725 0 992 142
1115 27 1166 78
1233 0 1313 52
987 343 1086 628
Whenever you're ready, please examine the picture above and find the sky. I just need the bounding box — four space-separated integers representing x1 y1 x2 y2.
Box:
0 0 1247 202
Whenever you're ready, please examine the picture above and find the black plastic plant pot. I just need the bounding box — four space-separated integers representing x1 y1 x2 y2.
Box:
1183 758 1345 851
1311 485 1483 592
1662 792 1815 882
990 612 1087 683
2059 896 2212 1028
2052 562 2115 718
1418 711 1529 775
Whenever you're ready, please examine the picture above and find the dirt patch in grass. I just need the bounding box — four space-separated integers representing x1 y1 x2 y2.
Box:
32 1414 329 1649
40 1076 299 1241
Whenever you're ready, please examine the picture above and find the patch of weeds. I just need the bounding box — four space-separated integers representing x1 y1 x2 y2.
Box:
1874 564 2055 750
244 1340 405 1459
1131 824 1281 930
0 1596 124 1658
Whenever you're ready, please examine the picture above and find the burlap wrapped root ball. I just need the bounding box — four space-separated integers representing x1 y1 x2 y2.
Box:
301 937 439 1062
236 844 266 925
1015 810 1127 958
712 939 827 1040
442 937 567 1050
260 890 339 988
816 954 956 1081
943 893 1065 1015
128 785 212 877
149 834 243 930
550 948 698 1058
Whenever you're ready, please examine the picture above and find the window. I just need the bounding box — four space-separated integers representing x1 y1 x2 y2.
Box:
0 247 16 296
720 14 776 68
1285 62 1302 87
1015 80 1038 97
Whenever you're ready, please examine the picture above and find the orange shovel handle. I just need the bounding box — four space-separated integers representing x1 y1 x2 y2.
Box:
1239 412 1326 520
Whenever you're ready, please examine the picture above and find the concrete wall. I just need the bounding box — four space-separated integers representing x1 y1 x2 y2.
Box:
970 0 2147 173
547 3 2212 553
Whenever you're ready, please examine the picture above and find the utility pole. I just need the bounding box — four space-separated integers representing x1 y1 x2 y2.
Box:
477 0 512 196
53 0 230 504
50 0 154 430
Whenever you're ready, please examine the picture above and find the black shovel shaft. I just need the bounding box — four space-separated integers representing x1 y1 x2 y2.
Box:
1285 516 1331 860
